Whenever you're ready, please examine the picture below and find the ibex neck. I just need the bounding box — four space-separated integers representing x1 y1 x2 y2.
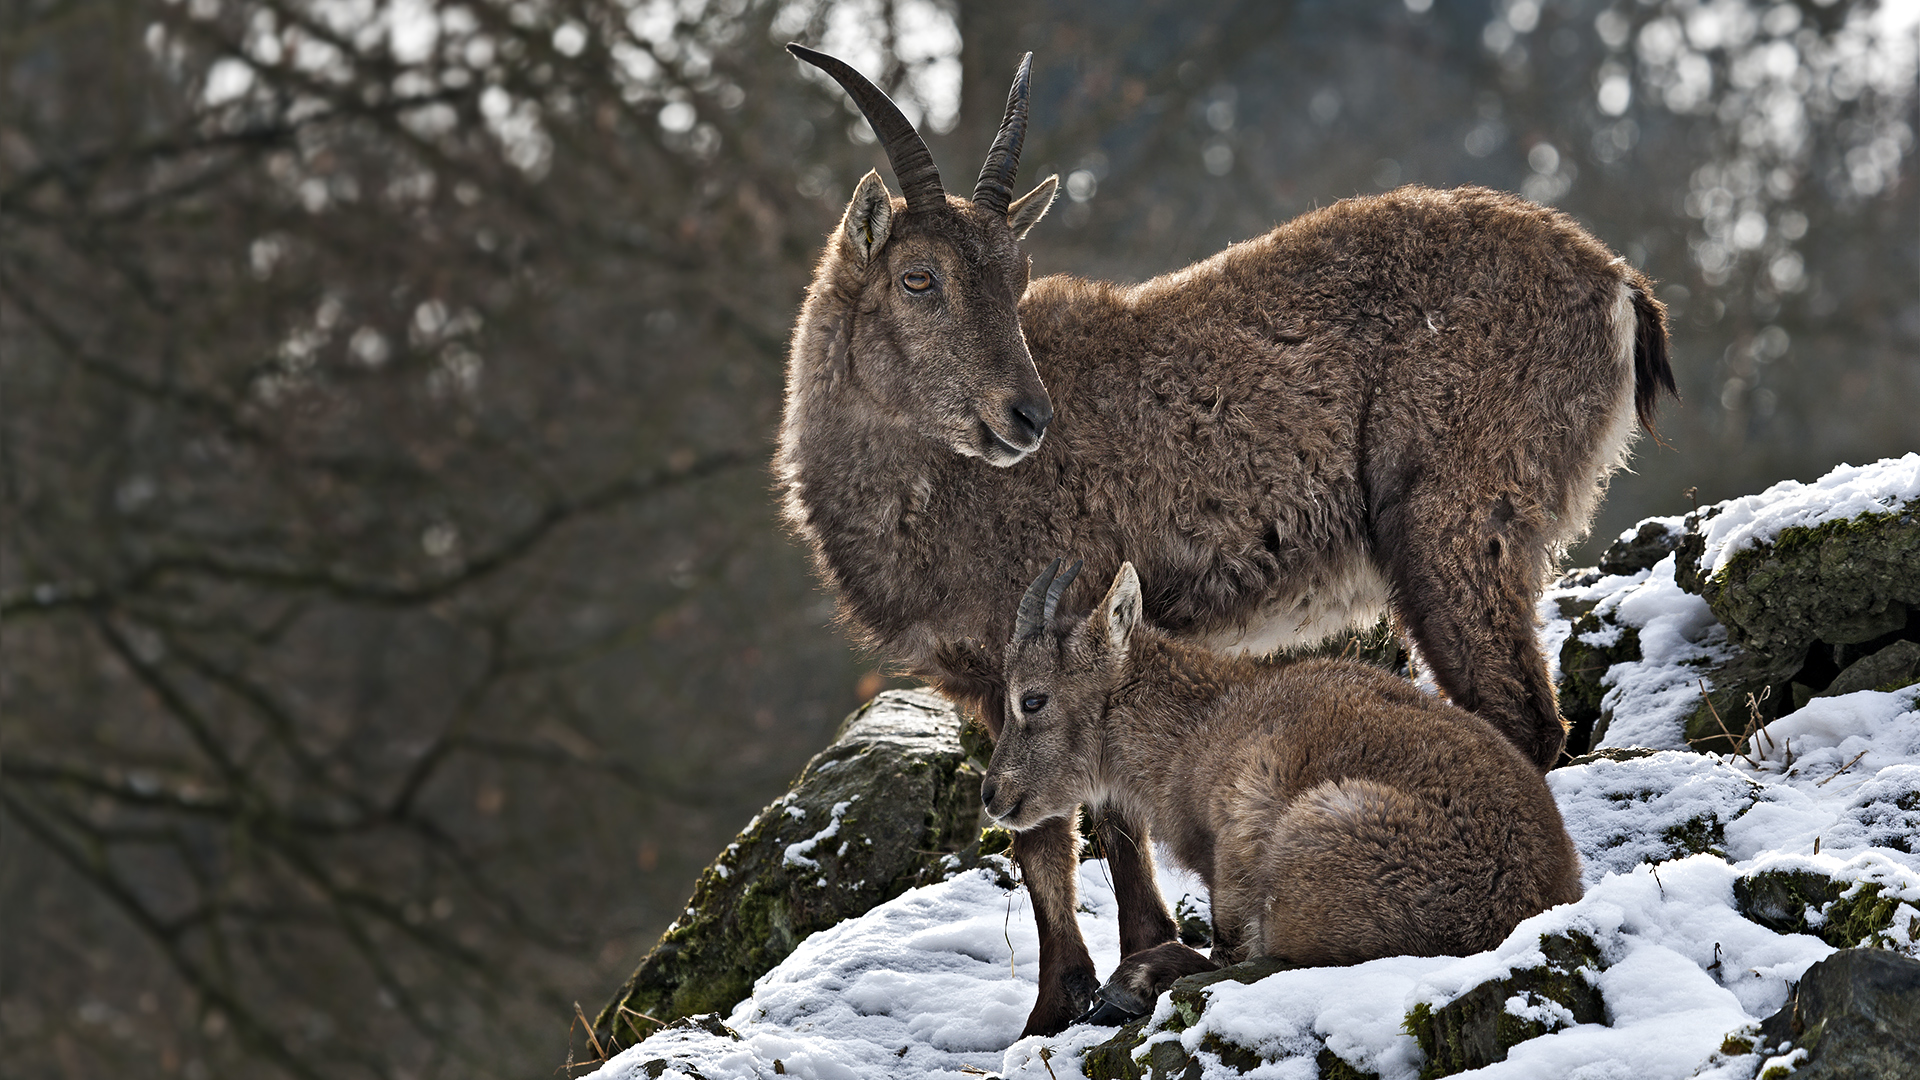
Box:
1104 632 1252 757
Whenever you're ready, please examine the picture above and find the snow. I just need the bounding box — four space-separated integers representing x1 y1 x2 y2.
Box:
1688 453 1920 576
589 685 1920 1080
588 459 1920 1080
784 797 859 869
1540 556 1735 752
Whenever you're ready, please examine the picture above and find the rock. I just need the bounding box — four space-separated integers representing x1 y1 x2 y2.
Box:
1682 648 1800 754
1557 608 1643 755
1599 518 1686 578
593 690 992 1046
1732 867 1920 950
1079 958 1315 1080
1754 948 1920 1080
598 1014 741 1080
1680 502 1920 664
1404 931 1608 1078
1817 639 1920 698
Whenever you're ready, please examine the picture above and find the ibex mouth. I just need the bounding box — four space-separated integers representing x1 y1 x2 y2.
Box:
979 420 1040 466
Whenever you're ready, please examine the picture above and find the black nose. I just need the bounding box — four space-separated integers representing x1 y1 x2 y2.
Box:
1010 398 1053 443
980 776 999 810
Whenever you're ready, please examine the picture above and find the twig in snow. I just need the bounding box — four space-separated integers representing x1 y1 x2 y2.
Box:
1815 750 1870 787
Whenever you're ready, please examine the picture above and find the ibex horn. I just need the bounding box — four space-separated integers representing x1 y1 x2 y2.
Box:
1043 558 1082 628
787 44 946 214
973 52 1033 216
1016 558 1063 641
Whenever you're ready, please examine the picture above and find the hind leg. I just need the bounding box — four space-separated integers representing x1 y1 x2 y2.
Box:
1258 779 1509 964
1080 941 1220 1024
1374 486 1565 769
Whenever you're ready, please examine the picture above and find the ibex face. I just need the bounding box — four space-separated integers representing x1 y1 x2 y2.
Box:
789 45 1059 466
983 560 1144 829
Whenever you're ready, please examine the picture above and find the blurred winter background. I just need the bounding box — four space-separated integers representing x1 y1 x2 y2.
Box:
1 1 1913 1077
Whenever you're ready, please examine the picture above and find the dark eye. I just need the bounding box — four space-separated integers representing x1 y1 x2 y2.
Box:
901 270 935 292
1020 693 1048 713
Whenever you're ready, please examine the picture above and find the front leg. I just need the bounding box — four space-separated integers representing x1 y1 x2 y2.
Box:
1093 807 1180 956
1013 814 1099 1036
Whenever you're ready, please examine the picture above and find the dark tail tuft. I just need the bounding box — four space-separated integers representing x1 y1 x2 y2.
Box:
1631 287 1678 436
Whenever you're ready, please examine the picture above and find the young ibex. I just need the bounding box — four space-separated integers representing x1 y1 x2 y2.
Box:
986 560 1585 1020
777 45 1670 1035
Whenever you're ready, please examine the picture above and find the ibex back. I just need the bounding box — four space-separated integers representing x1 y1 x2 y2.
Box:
985 561 1585 1020
776 45 1672 1036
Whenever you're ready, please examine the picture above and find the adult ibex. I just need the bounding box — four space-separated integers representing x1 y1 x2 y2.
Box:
985 560 1585 1021
776 44 1671 1035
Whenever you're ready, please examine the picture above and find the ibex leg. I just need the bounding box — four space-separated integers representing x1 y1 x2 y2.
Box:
1376 491 1566 769
1012 814 1098 1036
1093 807 1180 956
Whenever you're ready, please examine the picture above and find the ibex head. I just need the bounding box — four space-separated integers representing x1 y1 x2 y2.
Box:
788 45 1059 466
982 559 1144 828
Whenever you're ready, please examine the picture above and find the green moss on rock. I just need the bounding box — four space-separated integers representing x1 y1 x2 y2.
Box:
1405 931 1608 1078
1557 610 1642 754
1734 868 1920 951
1697 503 1920 661
594 691 995 1046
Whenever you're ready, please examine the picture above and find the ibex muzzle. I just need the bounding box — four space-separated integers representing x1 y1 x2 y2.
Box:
787 45 1058 466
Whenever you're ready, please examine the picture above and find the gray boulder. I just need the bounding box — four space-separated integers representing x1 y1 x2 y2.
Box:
1754 948 1920 1080
592 690 996 1048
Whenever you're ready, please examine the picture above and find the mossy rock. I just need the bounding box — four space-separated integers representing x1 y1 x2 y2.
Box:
1557 609 1642 755
594 690 990 1046
1405 931 1608 1079
1692 503 1920 662
1082 1017 1153 1080
1734 868 1920 951
1598 519 1686 578
1681 647 1801 754
1817 639 1920 699
1755 948 1920 1080
1080 957 1297 1078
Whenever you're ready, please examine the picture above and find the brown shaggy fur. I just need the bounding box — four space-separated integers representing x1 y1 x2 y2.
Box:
986 564 1584 1014
776 52 1671 1037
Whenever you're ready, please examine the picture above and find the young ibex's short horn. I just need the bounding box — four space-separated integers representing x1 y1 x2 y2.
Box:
1043 558 1081 628
1016 558 1064 642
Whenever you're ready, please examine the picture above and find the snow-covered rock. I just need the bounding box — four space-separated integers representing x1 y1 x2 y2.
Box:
585 457 1920 1080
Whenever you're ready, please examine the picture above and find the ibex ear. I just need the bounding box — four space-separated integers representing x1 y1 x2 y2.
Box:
1007 175 1057 240
1096 562 1143 655
840 170 894 264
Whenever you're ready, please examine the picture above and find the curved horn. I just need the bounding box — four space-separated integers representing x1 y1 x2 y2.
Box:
973 52 1033 215
1016 559 1063 642
787 43 946 213
1042 558 1082 628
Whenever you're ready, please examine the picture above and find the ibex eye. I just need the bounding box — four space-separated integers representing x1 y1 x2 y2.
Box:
901 270 935 292
1020 693 1048 713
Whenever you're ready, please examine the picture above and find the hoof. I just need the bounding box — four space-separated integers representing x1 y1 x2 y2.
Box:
1021 967 1100 1037
1075 988 1152 1027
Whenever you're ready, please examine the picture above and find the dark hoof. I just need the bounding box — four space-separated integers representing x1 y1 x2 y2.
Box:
1021 968 1100 1037
1075 991 1151 1027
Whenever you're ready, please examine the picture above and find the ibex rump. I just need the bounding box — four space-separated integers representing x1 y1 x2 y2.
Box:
985 560 1585 1019
777 45 1671 1036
